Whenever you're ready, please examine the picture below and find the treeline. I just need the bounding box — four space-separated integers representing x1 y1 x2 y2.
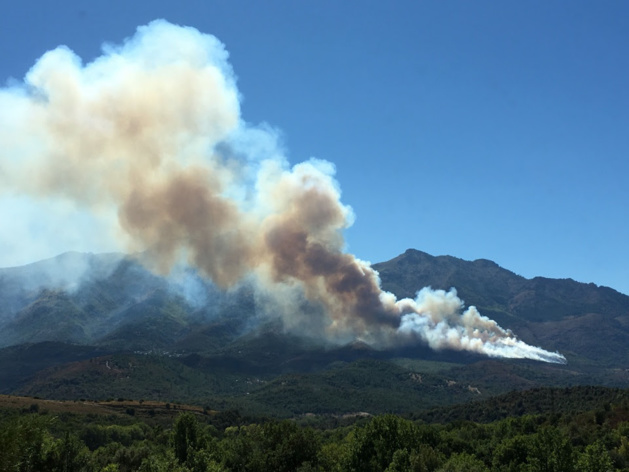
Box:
2 400 629 471
418 385 629 424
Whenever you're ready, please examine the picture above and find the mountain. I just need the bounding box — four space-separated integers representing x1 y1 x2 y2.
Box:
374 249 629 367
0 252 256 350
0 252 123 320
0 249 628 416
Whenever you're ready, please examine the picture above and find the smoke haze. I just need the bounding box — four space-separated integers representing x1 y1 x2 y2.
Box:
0 20 566 363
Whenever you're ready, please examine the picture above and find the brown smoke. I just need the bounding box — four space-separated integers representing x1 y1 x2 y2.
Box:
119 166 253 286
0 20 566 363
256 161 398 339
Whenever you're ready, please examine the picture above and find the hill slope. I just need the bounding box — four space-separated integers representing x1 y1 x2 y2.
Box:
0 249 628 415
374 249 629 367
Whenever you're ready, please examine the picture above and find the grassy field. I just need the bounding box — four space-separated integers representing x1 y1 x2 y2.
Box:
0 394 212 422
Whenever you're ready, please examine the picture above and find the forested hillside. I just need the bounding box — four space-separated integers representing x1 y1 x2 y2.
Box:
1 251 629 470
2 386 629 471
0 250 628 419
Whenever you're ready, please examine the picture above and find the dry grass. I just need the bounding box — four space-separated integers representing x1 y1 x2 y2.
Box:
0 394 215 420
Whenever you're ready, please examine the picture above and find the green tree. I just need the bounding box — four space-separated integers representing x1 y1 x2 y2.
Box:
317 437 352 472
172 413 204 465
384 445 444 472
44 432 94 472
346 415 426 472
527 427 574 472
92 441 153 472
220 420 319 472
137 451 189 472
576 441 615 472
99 466 119 472
0 414 54 472
384 448 413 472
492 434 530 471
437 452 489 472
257 421 319 472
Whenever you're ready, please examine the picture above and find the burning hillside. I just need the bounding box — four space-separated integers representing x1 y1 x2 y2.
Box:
0 21 565 363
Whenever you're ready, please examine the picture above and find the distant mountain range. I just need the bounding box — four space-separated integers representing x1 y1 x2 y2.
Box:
0 249 627 417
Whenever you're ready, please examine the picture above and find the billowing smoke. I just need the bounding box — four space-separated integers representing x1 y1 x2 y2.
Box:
0 20 566 364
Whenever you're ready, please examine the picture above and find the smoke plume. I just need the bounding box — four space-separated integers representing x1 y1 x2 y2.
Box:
0 20 566 363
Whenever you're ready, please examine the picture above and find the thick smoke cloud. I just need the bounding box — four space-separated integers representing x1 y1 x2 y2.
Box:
0 20 566 363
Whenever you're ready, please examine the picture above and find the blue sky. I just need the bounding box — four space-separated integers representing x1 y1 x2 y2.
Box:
0 1 627 295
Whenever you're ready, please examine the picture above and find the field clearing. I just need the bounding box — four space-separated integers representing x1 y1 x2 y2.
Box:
0 394 212 419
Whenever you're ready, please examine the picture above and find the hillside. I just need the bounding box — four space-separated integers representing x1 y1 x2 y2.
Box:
3 386 629 471
0 253 255 351
0 249 627 416
374 249 629 367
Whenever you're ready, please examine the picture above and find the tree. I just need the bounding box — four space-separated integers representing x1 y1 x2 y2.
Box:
346 415 426 472
384 445 444 472
437 452 489 472
220 420 319 472
44 432 94 472
172 413 202 464
492 434 530 471
576 441 615 472
527 427 574 472
0 414 54 472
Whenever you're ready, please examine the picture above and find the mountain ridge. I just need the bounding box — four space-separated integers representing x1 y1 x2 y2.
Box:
374 248 629 366
0 249 627 416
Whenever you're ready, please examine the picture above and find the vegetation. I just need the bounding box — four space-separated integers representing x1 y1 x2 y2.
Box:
2 251 629 470
2 386 629 471
2 250 629 423
418 386 629 424
8 340 629 420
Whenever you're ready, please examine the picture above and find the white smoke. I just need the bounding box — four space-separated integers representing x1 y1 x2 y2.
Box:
396 288 566 363
0 20 566 364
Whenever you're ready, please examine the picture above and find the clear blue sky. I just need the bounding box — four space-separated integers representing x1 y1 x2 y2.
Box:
0 1 627 294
